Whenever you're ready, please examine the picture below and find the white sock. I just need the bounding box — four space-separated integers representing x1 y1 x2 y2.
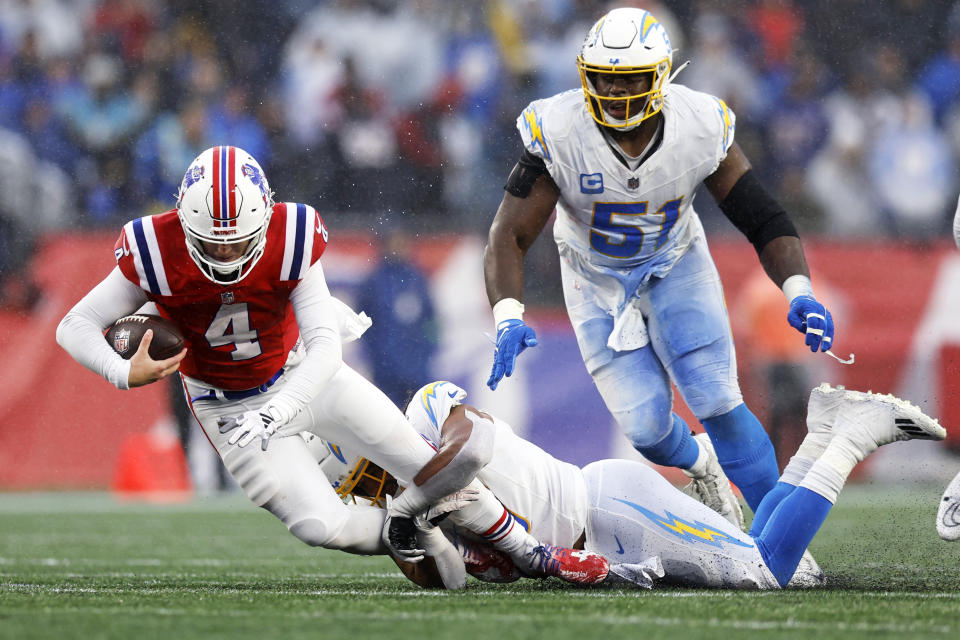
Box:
797 434 863 504
446 489 537 560
683 438 707 477
780 454 813 486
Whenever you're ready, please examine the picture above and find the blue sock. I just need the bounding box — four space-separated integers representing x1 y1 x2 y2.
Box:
748 481 797 536
754 487 833 587
703 404 779 512
636 413 700 469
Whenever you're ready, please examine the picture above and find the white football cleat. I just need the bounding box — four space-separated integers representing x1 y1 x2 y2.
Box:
786 549 826 588
937 469 960 542
806 383 849 436
682 433 746 530
790 383 852 464
831 388 946 459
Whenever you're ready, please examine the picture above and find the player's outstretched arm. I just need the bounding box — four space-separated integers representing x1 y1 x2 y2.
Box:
390 404 495 519
483 172 559 389
705 143 835 353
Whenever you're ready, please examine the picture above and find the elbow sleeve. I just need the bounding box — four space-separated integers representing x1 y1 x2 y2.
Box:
718 170 799 255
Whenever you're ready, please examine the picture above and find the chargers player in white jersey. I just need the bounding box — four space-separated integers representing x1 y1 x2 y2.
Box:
368 380 943 589
483 7 836 527
55 146 609 585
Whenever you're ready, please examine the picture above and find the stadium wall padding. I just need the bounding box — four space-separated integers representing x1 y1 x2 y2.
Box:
1 232 957 489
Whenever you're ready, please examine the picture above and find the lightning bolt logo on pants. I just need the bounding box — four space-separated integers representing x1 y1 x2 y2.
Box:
612 497 754 549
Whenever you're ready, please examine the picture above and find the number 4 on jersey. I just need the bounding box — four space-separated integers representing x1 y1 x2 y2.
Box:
205 303 262 361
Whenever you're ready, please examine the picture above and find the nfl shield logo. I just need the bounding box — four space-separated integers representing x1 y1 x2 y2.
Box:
627 177 640 190
221 291 235 304
114 328 131 354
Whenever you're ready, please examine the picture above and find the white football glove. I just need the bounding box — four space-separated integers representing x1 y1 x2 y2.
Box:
422 488 480 525
217 405 286 451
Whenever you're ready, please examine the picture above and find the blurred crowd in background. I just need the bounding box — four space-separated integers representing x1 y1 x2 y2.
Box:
4 0 960 300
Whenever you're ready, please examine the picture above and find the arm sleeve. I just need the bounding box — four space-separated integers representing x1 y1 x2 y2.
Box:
717 169 799 255
55 267 150 390
266 261 343 425
504 148 550 198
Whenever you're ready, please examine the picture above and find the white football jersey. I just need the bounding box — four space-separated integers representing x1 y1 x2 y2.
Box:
413 410 589 548
517 84 736 270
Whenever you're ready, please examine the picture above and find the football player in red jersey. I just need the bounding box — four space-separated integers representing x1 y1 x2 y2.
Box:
56 146 608 587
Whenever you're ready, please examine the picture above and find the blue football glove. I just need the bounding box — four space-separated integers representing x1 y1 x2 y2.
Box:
486 319 538 390
787 295 834 353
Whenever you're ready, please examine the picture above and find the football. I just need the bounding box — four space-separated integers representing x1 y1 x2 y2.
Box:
105 314 185 360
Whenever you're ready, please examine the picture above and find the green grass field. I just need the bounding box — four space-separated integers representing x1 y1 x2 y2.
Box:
1 487 958 640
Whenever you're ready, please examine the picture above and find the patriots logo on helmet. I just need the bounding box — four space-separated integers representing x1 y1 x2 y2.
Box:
242 163 269 201
182 164 205 190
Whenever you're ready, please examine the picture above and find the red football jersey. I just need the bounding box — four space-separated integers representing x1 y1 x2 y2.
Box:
115 202 329 390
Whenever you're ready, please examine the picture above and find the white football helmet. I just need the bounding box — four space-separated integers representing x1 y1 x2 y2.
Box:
577 7 674 130
404 381 467 435
303 433 393 508
176 145 274 284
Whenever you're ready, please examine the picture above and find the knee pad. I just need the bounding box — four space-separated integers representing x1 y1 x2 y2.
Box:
619 394 674 451
221 446 280 507
593 358 674 450
289 518 336 548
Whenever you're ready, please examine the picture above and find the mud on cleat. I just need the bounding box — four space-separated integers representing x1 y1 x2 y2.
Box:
451 535 521 583
831 388 946 457
786 549 826 588
526 544 609 585
806 383 849 436
681 433 745 530
937 470 960 542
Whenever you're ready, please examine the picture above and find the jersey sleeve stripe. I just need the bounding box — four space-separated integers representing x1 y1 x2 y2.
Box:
122 220 148 290
714 98 734 151
290 203 307 279
280 203 315 280
129 218 171 295
280 203 295 279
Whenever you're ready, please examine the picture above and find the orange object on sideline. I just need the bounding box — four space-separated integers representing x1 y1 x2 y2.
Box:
111 421 192 502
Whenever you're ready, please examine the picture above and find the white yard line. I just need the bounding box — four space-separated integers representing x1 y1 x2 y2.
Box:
0 602 952 634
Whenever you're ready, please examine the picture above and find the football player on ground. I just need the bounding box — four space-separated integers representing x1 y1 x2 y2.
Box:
482 7 835 528
373 380 943 589
55 146 608 587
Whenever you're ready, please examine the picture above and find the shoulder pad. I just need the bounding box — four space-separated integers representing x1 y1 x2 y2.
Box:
278 202 328 281
115 216 172 295
515 91 585 163
713 96 736 155
518 103 553 162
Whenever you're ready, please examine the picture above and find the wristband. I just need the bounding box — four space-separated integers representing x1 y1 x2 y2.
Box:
781 275 814 303
492 297 525 327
